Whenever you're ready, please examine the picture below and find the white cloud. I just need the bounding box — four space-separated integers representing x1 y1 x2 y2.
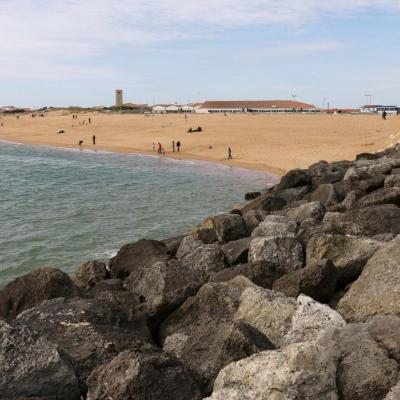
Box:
0 0 399 81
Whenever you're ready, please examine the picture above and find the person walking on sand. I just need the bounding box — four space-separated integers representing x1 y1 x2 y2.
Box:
88 117 91 124
176 140 181 152
92 135 96 145
158 142 162 154
79 140 84 146
382 110 387 120
172 140 176 152
228 147 232 160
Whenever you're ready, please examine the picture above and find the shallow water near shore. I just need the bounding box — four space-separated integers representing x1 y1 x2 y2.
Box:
0 141 278 286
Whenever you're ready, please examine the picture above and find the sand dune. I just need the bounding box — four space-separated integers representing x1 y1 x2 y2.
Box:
0 111 399 176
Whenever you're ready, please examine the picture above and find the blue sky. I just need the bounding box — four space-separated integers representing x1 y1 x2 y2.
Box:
1 0 399 108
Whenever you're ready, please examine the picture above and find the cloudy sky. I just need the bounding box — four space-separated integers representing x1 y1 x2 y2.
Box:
1 0 399 108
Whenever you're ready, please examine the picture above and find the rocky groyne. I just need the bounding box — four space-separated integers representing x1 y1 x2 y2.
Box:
3 145 400 399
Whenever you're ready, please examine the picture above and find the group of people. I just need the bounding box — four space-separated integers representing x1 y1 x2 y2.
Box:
153 140 181 155
78 135 96 147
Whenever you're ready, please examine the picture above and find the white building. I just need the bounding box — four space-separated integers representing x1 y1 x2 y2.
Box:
360 105 399 114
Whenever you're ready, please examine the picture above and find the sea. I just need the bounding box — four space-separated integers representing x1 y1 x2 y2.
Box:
0 141 278 286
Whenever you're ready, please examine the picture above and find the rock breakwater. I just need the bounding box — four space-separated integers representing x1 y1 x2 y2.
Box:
3 145 400 399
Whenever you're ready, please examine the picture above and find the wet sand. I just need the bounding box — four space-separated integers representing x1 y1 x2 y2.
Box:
1 111 399 176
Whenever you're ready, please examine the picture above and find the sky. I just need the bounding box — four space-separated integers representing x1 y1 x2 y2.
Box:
1 0 399 108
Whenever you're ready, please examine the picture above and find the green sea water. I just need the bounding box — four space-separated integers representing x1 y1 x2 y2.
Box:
0 141 277 286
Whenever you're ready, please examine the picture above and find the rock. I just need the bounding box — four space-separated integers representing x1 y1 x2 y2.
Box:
334 204 400 236
354 186 400 209
210 342 337 400
344 166 359 180
341 189 364 209
278 168 312 189
322 211 341 224
176 235 203 259
248 235 304 276
272 259 338 302
337 235 400 322
221 237 251 266
334 179 357 201
245 191 261 200
306 234 381 285
204 388 254 400
332 323 399 400
310 183 338 207
182 244 227 282
242 210 263 233
94 278 123 291
251 218 297 238
159 278 271 383
258 196 287 213
285 201 326 223
385 383 400 400
234 287 297 347
162 235 185 256
194 227 218 244
17 297 151 392
212 214 249 242
384 174 400 188
276 185 311 203
86 350 206 400
109 239 170 279
283 295 345 345
0 267 75 319
210 262 279 289
357 175 385 193
74 260 108 288
0 320 80 400
123 259 203 322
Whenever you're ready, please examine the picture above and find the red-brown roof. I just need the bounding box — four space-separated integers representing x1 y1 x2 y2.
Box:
200 100 316 110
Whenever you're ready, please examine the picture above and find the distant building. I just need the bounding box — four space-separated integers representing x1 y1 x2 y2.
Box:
198 100 318 113
360 105 399 114
115 90 123 108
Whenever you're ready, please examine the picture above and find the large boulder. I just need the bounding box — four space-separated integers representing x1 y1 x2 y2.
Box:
109 239 170 279
221 237 251 266
234 287 297 347
306 234 381 285
176 235 203 259
272 259 338 302
123 259 203 322
181 244 227 282
17 297 151 393
384 174 400 188
278 168 312 189
0 267 75 319
242 210 263 233
357 175 385 193
161 235 185 256
385 383 400 400
74 260 108 288
87 350 206 400
258 196 287 213
354 187 400 208
212 214 249 242
0 320 80 400
210 262 279 289
285 201 326 223
310 183 338 207
251 216 297 238
332 322 399 400
208 342 337 400
337 235 400 322
159 278 272 384
248 235 304 275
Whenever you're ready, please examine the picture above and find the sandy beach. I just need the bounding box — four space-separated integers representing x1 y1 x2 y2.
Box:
0 111 399 176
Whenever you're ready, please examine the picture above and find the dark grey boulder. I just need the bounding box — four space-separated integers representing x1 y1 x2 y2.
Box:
0 320 80 400
354 187 400 208
275 185 311 203
245 191 261 200
251 216 297 238
109 239 170 279
94 278 123 291
258 196 287 212
74 260 108 288
337 235 400 322
212 214 249 242
159 278 271 384
272 259 338 302
285 201 326 223
306 233 381 285
209 262 279 289
194 227 219 244
242 210 263 233
162 235 185 256
87 350 207 400
278 168 312 190
176 235 203 259
17 297 152 393
0 267 75 319
384 174 400 188
310 183 338 207
357 175 385 193
221 237 251 266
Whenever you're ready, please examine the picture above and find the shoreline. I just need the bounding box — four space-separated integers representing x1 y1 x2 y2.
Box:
0 138 282 180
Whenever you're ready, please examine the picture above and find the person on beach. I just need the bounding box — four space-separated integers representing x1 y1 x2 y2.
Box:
382 110 387 120
176 140 181 152
88 117 91 124
228 147 232 160
158 142 162 154
92 135 96 145
79 140 84 146
172 140 176 152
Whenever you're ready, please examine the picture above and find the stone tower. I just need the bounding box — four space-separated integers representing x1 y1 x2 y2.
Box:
115 89 123 108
